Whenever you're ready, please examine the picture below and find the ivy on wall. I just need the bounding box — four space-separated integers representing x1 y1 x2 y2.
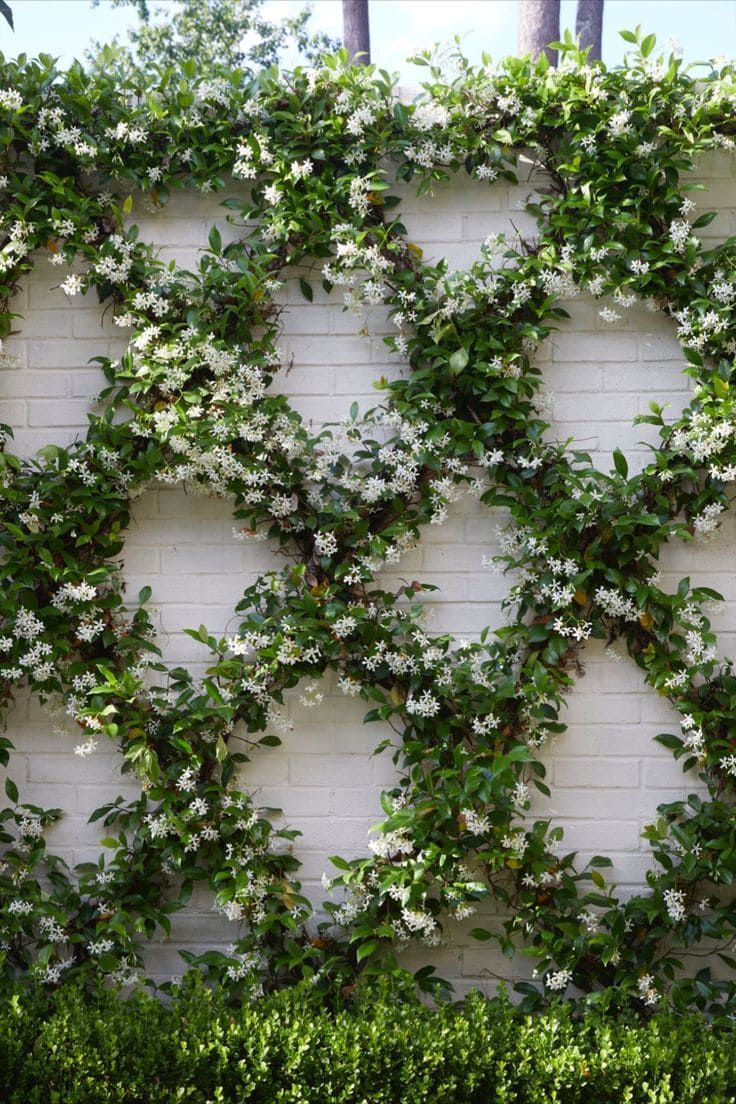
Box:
1 29 736 1016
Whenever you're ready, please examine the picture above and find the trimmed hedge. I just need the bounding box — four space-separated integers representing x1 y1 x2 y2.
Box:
2 981 736 1103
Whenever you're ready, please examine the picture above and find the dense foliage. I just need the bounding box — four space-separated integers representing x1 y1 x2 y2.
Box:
2 980 736 1103
1 29 736 1015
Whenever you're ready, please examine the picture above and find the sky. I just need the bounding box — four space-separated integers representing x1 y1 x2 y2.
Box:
2 0 735 78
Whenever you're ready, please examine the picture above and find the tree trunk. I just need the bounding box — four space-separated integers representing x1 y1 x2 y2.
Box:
517 0 560 65
342 0 370 65
576 0 603 60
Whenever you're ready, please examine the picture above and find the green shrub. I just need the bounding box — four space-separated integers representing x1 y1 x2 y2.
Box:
2 980 736 1103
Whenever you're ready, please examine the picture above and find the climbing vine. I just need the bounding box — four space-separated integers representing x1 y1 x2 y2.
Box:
2 29 736 1017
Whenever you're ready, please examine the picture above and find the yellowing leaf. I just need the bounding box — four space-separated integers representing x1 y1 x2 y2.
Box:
389 683 405 706
407 242 423 259
639 610 654 630
574 589 588 606
122 194 133 215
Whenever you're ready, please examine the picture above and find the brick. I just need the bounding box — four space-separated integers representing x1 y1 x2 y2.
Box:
637 332 682 361
70 369 106 397
71 309 123 338
2 337 28 365
559 819 642 851
27 399 92 426
280 336 370 366
10 428 80 456
0 399 26 424
26 754 123 785
160 545 249 573
554 758 639 787
288 756 367 788
28 339 105 368
422 543 490 572
258 787 332 817
22 310 73 338
134 216 209 247
331 787 384 817
604 363 686 391
545 364 603 392
551 332 638 362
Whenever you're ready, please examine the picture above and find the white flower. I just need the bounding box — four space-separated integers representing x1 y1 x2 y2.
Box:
405 689 440 718
332 616 357 639
298 682 324 708
74 737 98 758
290 158 313 180
176 767 197 792
60 273 84 296
462 808 490 835
608 109 631 136
637 973 659 1005
87 938 115 955
314 531 338 557
0 88 22 111
663 887 687 923
413 101 450 131
15 608 44 639
545 968 572 990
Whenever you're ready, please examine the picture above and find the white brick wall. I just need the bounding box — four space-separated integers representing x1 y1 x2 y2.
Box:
3 150 736 992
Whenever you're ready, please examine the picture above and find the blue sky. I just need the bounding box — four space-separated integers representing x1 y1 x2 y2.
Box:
3 0 735 76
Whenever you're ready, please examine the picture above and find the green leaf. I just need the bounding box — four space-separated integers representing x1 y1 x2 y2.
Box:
613 449 628 479
356 939 379 961
449 347 469 375
299 276 313 302
36 444 64 463
4 777 18 803
208 225 222 254
655 733 683 750
641 33 657 57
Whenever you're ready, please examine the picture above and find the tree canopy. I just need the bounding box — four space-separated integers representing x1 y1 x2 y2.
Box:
88 0 338 71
